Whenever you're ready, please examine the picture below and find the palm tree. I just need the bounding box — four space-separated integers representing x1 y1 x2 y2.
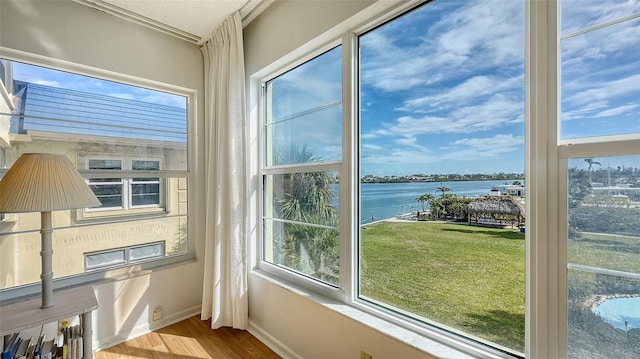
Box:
436 185 451 198
276 145 339 283
584 158 601 171
584 158 601 184
416 193 435 212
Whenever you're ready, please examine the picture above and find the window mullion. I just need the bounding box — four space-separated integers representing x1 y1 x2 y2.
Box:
526 0 562 357
340 30 357 302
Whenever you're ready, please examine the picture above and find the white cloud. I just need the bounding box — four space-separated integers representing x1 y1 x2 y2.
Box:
442 134 524 160
452 134 524 150
360 0 524 93
561 0 640 35
595 104 640 117
380 93 523 136
564 74 640 110
397 74 523 113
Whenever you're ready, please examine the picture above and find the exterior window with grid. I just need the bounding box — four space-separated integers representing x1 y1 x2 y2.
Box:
88 158 162 210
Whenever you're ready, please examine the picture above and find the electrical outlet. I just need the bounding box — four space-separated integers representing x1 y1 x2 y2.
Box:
360 351 372 359
153 307 162 321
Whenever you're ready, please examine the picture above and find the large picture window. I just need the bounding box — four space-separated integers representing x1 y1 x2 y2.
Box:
0 59 191 297
358 0 525 354
255 0 638 357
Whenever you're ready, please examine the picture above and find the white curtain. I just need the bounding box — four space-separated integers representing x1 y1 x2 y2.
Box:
200 11 248 330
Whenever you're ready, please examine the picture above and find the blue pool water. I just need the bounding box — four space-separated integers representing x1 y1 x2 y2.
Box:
593 297 640 331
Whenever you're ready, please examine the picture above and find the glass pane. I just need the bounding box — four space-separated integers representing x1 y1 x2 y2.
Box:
568 271 640 358
560 2 640 140
89 159 122 170
131 183 160 206
132 160 160 171
85 250 126 270
561 0 640 35
263 218 339 285
359 0 525 353
4 59 188 171
263 172 339 227
264 46 342 166
567 155 640 358
130 242 164 261
89 159 122 182
90 184 123 208
0 58 190 291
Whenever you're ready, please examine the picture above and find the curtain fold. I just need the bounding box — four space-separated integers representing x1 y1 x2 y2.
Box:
200 11 248 330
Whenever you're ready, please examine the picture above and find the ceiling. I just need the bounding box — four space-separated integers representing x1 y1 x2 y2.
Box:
73 0 272 44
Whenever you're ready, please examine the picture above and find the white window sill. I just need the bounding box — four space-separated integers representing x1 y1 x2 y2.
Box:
250 270 517 359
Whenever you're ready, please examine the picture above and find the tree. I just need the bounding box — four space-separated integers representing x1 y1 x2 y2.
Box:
584 158 601 171
584 158 601 184
416 193 435 212
275 145 339 283
568 167 591 209
436 185 451 198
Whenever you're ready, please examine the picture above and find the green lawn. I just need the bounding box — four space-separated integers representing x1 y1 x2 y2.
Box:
359 221 640 356
360 221 525 352
569 232 640 273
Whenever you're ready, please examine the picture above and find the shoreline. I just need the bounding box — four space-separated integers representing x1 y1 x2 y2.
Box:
587 293 640 311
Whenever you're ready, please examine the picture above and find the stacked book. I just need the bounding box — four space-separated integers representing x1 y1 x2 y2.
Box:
1 325 83 359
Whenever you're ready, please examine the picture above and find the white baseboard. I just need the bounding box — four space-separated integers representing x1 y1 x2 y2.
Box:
93 305 202 353
248 321 301 359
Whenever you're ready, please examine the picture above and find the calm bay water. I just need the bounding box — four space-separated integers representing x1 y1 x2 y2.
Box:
357 180 512 223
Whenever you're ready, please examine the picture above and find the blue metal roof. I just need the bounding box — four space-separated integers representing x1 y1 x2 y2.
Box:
13 81 187 143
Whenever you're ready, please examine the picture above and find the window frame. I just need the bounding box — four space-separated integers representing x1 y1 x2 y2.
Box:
257 39 348 300
85 156 164 212
252 0 640 358
84 240 166 272
0 49 197 303
256 1 526 358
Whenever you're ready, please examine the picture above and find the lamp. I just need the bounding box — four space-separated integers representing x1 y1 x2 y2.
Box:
0 153 100 308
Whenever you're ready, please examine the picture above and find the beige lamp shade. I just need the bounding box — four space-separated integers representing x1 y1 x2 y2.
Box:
0 153 101 213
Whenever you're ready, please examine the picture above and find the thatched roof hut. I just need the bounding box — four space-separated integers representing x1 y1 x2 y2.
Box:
467 196 525 227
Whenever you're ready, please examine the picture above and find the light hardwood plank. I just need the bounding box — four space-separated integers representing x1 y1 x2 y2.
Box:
95 316 280 359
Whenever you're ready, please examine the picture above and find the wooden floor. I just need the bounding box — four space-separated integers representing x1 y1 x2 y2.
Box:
95 316 281 359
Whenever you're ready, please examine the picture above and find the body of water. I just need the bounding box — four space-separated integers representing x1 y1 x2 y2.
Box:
593 296 640 331
358 180 513 224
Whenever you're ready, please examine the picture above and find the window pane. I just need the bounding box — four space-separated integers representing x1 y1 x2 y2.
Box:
263 171 339 285
263 218 339 285
89 159 122 182
560 1 640 140
0 58 190 291
132 160 160 171
567 155 640 358
264 46 342 166
131 183 160 206
130 242 164 261
85 250 126 271
359 0 525 353
264 172 338 227
90 183 123 208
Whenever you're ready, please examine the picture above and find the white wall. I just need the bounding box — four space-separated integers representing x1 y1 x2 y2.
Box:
244 1 438 358
0 0 205 350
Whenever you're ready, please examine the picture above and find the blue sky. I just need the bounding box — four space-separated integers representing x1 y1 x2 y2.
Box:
7 0 639 177
357 0 525 176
